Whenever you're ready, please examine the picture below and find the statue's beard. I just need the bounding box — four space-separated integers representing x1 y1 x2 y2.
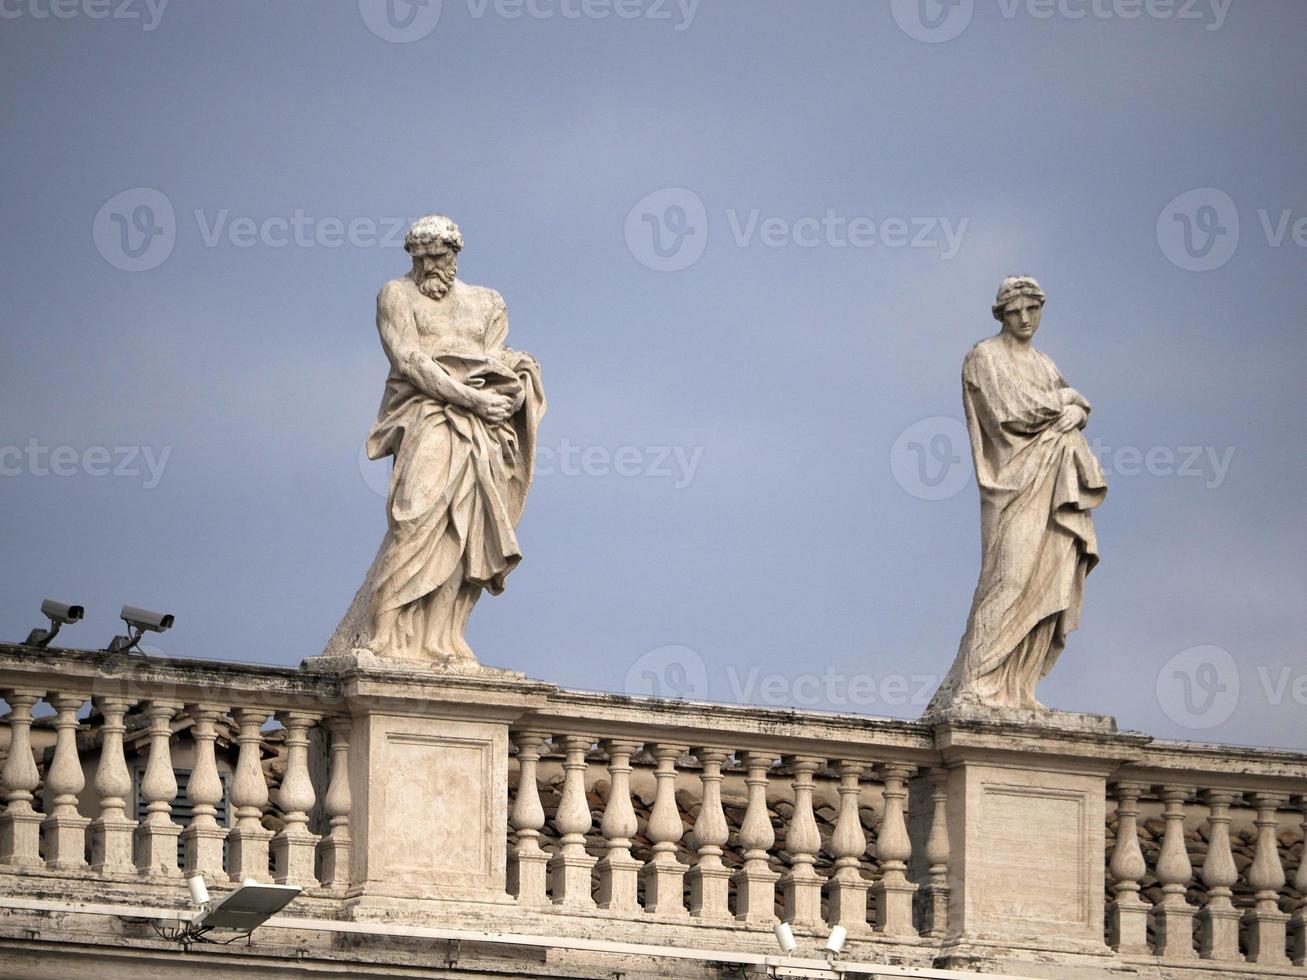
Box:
416 265 456 300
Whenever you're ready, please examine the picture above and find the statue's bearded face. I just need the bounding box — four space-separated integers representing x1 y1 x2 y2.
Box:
410 244 459 300
1000 296 1043 343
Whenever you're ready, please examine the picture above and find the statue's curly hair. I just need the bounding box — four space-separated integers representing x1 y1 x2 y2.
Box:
405 214 464 254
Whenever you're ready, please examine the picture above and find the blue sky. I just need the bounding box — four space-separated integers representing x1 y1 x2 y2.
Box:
1 0 1304 747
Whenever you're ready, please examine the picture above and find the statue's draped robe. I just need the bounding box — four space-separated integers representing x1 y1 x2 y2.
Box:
325 278 545 662
929 337 1106 712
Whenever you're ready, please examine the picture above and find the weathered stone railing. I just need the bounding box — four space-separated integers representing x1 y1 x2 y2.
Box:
1 643 1306 979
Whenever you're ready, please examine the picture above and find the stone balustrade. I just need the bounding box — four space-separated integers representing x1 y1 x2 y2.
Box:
1 644 1306 979
0 645 348 901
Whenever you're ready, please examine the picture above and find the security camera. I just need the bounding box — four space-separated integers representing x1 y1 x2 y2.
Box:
105 604 175 654
23 598 85 648
121 606 175 633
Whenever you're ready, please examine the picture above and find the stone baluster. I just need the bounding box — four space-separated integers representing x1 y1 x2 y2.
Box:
134 700 183 876
919 769 951 939
41 692 91 870
1196 790 1242 961
1244 793 1290 966
595 739 641 912
1290 797 1307 967
272 711 321 886
826 759 870 935
687 746 733 922
548 734 597 909
0 690 46 868
641 743 689 918
89 697 137 873
316 715 353 890
180 703 227 879
1152 785 1196 958
227 707 273 882
873 763 918 937
508 730 549 906
1107 781 1151 955
780 755 824 929
732 751 780 925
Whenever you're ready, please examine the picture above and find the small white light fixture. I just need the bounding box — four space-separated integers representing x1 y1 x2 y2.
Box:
773 920 797 953
186 874 209 906
824 924 847 955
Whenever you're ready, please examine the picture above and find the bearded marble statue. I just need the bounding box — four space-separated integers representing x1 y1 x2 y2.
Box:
325 215 546 665
927 277 1107 716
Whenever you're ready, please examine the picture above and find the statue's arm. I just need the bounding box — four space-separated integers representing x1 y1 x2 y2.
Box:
376 283 475 409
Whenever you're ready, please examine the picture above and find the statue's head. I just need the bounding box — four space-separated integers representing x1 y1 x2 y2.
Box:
992 275 1046 342
405 214 464 300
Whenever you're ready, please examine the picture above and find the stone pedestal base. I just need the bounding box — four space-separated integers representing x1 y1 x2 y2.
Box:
0 810 43 868
548 852 597 909
933 720 1143 956
1197 901 1241 961
1246 906 1291 966
641 858 689 918
272 827 321 886
181 823 227 879
595 852 640 912
227 826 272 882
510 844 551 907
305 651 551 910
733 865 780 925
873 876 918 937
826 871 871 935
687 863 733 922
780 867 823 929
41 813 90 870
134 821 182 877
1108 893 1151 955
90 815 136 875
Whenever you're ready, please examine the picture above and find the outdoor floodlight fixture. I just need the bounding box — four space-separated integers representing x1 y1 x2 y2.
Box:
773 921 797 954
824 925 847 955
105 604 174 654
154 876 301 946
191 880 301 932
24 598 84 648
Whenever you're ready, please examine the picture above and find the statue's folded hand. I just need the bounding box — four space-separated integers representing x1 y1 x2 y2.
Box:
1053 404 1087 433
467 388 516 424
